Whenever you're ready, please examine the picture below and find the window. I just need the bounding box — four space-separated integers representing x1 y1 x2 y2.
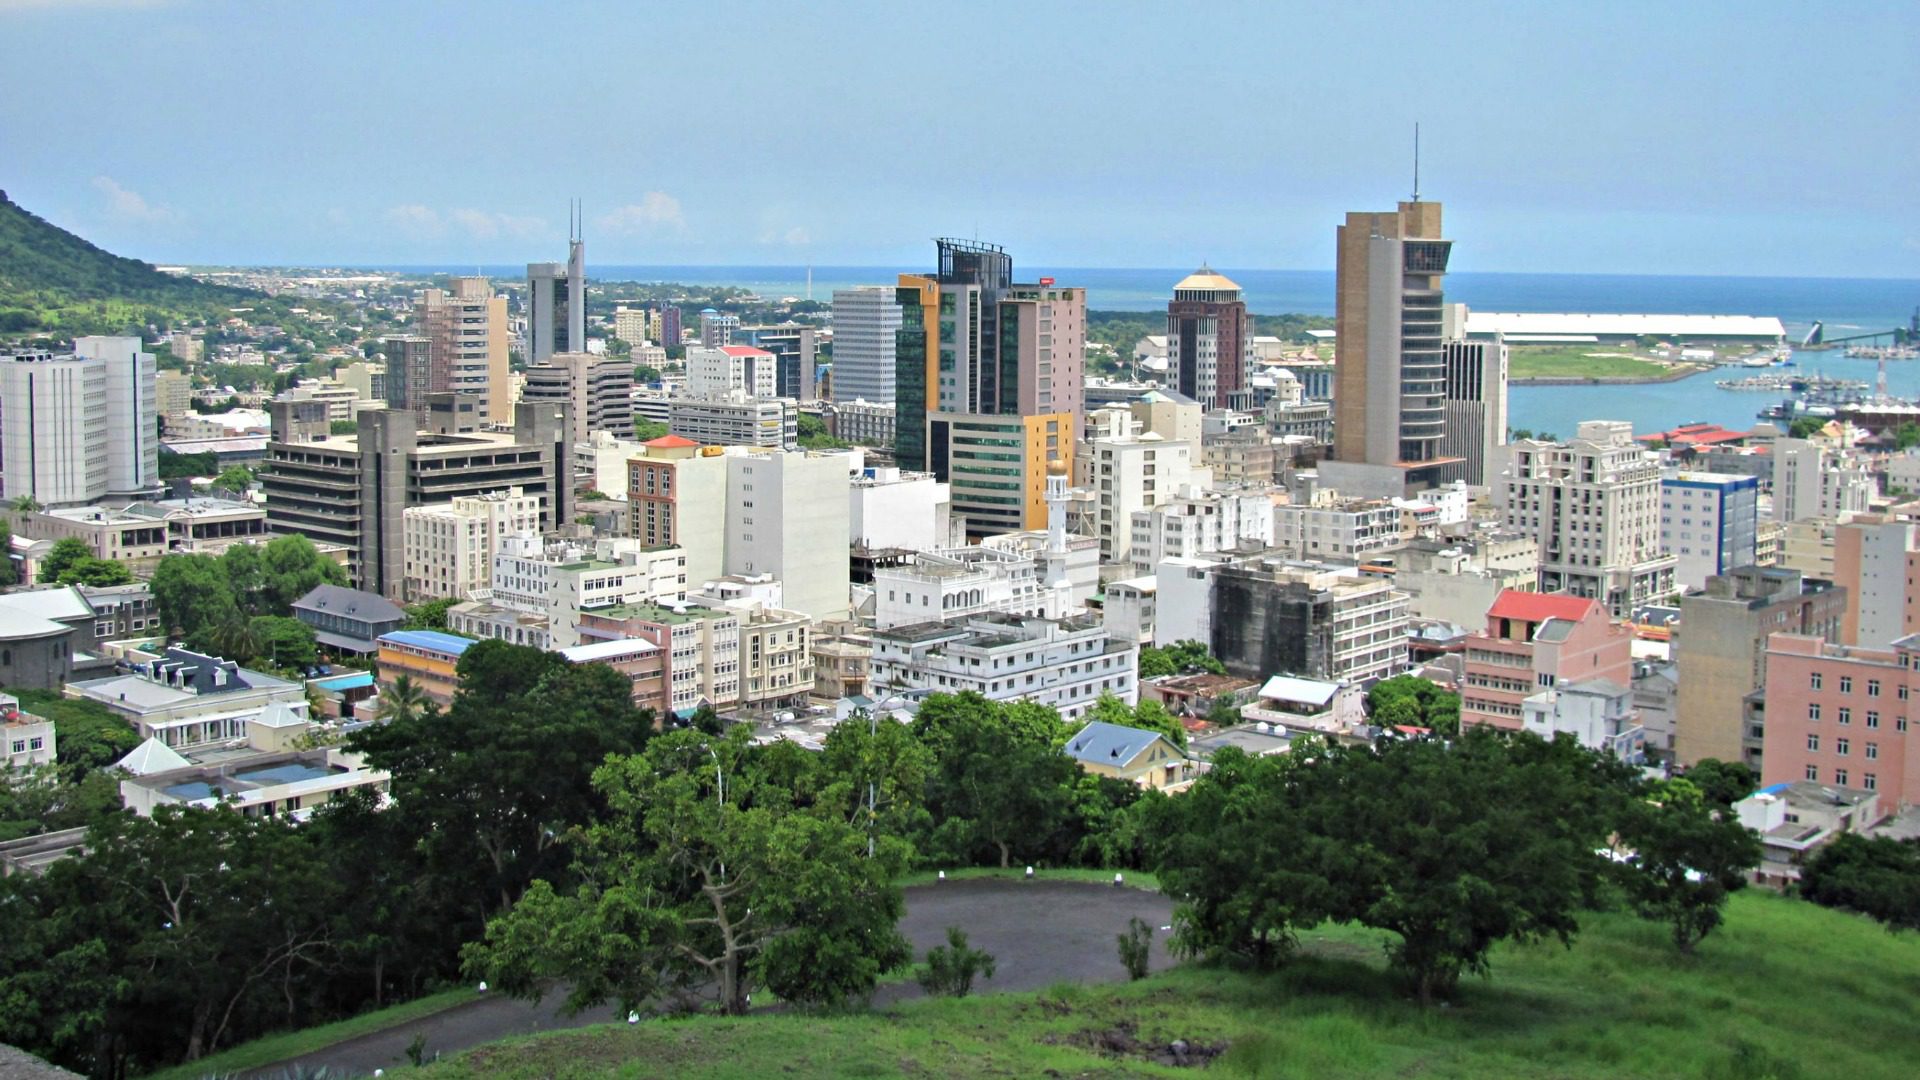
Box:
1806 734 1820 752
1805 765 1819 781
1835 769 1849 786
1867 679 1881 698
1840 676 1853 694
1808 704 1822 721
1867 711 1880 729
1864 773 1877 791
1836 738 1850 756
1839 707 1852 725
1865 743 1878 760
1810 672 1823 690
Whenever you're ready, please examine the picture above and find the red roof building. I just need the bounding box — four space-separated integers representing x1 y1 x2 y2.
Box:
1637 423 1751 448
642 434 700 449
1463 589 1632 731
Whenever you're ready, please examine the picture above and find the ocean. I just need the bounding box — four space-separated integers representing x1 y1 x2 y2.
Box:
384 263 1920 436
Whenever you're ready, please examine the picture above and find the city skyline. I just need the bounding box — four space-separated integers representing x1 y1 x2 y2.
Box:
3 1 1916 278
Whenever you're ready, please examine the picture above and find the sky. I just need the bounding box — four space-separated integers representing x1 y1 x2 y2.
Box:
3 0 1917 277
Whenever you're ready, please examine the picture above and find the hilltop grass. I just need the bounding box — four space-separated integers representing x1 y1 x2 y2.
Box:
142 988 475 1080
1507 345 1685 381
419 891 1920 1080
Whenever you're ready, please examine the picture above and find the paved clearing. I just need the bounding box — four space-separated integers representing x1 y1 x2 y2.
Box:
245 879 1177 1076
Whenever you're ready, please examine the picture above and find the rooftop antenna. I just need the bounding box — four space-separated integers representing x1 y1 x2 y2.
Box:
1412 122 1421 203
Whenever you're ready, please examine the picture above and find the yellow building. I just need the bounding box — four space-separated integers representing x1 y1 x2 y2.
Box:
374 630 477 706
1063 720 1195 791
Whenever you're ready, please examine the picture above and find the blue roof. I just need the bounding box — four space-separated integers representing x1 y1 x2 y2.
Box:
377 630 478 656
313 672 375 692
1756 782 1791 796
1063 721 1175 769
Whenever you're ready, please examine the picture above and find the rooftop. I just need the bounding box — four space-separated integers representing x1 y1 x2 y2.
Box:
377 630 478 655
1064 721 1174 768
1488 590 1599 625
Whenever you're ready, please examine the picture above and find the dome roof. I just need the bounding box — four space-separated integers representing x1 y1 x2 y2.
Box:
1173 264 1241 293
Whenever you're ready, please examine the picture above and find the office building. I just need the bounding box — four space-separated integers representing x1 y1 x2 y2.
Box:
155 369 193 417
1438 324 1509 488
894 239 1085 471
737 325 817 400
1155 555 1409 685
375 630 476 707
722 450 851 621
1673 566 1845 768
1501 422 1676 615
1165 266 1252 409
660 306 683 347
1761 632 1918 810
527 229 586 365
452 534 689 650
831 286 902 404
628 436 730 587
870 612 1138 722
669 396 796 449
577 601 741 714
521 351 634 443
401 487 543 602
1324 199 1454 497
1833 513 1920 648
850 465 951 553
381 334 433 420
0 337 159 507
1086 428 1203 563
1460 590 1633 732
1771 438 1874 523
697 308 739 347
1128 486 1272 575
1660 471 1760 592
613 306 655 346
824 399 896 446
931 411 1074 539
687 345 778 399
419 277 511 425
262 401 572 598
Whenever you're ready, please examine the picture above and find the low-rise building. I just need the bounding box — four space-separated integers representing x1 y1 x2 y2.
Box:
374 630 477 706
576 602 741 715
68 648 308 750
2 693 56 771
1129 485 1273 575
1735 780 1883 886
669 395 796 449
1063 721 1195 791
558 638 668 715
873 546 1045 629
402 487 544 603
1522 677 1644 761
870 612 1138 722
824 399 896 446
118 742 388 820
291 584 407 656
1461 591 1632 732
1238 674 1367 736
1271 497 1405 562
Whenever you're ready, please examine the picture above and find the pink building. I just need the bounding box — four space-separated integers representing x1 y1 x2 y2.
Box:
1462 591 1633 731
1760 633 1919 811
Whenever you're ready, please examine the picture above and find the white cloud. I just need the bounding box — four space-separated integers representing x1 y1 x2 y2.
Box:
597 192 685 234
447 208 545 241
758 225 811 247
384 204 445 239
91 175 179 226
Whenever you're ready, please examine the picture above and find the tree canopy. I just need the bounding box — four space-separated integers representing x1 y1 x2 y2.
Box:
1364 675 1461 736
1798 833 1920 932
1138 640 1226 680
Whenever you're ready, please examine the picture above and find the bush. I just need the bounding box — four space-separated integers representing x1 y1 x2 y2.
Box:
1117 916 1153 980
916 927 995 998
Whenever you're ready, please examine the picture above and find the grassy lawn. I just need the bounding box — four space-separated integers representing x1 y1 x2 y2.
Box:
1508 345 1678 380
895 865 1160 891
417 891 1920 1079
142 988 476 1080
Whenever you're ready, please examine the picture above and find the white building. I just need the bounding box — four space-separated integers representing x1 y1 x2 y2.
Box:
480 534 689 649
576 430 648 497
1086 423 1205 563
1660 471 1760 593
1104 576 1157 643
873 546 1044 629
1271 498 1403 561
691 578 814 711
851 465 952 552
1771 437 1874 524
1501 421 1676 616
401 487 543 603
687 345 777 399
1129 485 1274 575
2 693 56 770
1521 678 1644 762
724 450 851 621
829 286 902 405
0 337 158 507
669 395 796 449
869 612 1139 721
1152 555 1410 686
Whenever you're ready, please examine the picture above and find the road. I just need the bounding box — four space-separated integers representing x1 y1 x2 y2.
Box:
246 878 1176 1076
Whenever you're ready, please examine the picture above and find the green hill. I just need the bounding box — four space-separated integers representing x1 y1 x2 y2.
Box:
0 189 259 337
416 892 1917 1080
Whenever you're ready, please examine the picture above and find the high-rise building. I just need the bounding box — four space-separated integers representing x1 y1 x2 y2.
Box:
401 487 544 603
1438 307 1509 487
893 239 1085 474
932 412 1074 540
1166 266 1252 409
1660 471 1760 592
687 345 778 399
381 335 432 421
0 336 158 507
1832 513 1920 648
830 286 902 405
1155 556 1408 685
1325 199 1454 496
612 307 652 346
736 325 817 400
722 450 851 621
660 305 683 347
697 308 739 347
527 231 586 365
1771 437 1874 523
521 351 634 444
1501 421 1677 615
418 277 511 425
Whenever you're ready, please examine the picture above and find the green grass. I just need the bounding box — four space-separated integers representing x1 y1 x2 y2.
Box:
417 891 1920 1079
1507 346 1682 380
142 988 476 1080
895 865 1161 891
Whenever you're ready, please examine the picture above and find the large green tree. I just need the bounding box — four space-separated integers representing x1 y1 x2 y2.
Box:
1365 675 1462 736
36 538 93 584
1138 640 1225 680
1798 833 1920 932
1613 778 1761 952
912 692 1079 868
1683 758 1759 808
150 553 240 640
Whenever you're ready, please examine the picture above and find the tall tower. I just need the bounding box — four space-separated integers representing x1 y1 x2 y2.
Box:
1166 265 1252 409
527 208 587 365
1330 200 1454 493
418 277 510 425
0 337 157 507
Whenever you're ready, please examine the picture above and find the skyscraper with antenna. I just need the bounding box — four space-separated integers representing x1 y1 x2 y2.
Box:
527 200 587 364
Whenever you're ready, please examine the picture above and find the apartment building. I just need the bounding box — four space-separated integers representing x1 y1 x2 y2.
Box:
401 487 543 603
1832 513 1920 648
521 351 634 444
687 345 777 399
1129 486 1273 575
872 546 1044 629
0 337 159 507
850 465 951 553
1771 438 1874 523
1501 421 1676 615
577 602 741 715
1271 497 1404 562
1460 591 1632 732
869 612 1137 721
418 277 511 425
1156 555 1409 685
2 693 56 771
1761 633 1917 811
1660 471 1760 592
558 637 668 715
452 535 688 650
1087 424 1201 563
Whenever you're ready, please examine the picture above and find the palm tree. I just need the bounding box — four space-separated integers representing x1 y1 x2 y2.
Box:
375 674 433 725
8 494 40 513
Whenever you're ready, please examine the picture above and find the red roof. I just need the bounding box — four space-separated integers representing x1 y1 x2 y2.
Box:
719 345 773 357
642 435 699 448
1487 590 1598 624
1637 423 1750 447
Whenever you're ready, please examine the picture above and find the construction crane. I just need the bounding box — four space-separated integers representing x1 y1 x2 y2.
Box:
1800 306 1919 349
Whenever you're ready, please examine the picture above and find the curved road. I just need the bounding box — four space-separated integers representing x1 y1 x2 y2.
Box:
247 879 1175 1076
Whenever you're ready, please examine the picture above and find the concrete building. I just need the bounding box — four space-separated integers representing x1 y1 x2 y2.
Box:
870 612 1137 722
1673 566 1846 768
1501 422 1676 615
1833 513 1920 648
697 308 739 347
1326 199 1454 495
576 601 741 714
1438 328 1509 488
1522 678 1645 761
69 647 307 748
1461 591 1632 732
0 337 159 507
830 286 902 405
527 233 586 365
628 436 730 588
1771 438 1874 523
872 546 1044 629
660 306 682 348
401 487 544 603
1130 390 1205 447
1202 427 1279 489
1157 555 1409 685
689 587 813 712
722 450 851 621
850 465 951 553
2 693 56 771
1272 497 1404 562
1129 485 1273 575
823 399 896 446
736 325 817 401
559 637 668 715
1087 426 1201 563
418 277 511 425
374 629 475 707
1165 266 1252 409
1392 535 1539 628
521 351 634 444
8 497 266 571
380 334 433 420
1761 633 1917 811
687 345 778 399
612 306 656 346
1661 471 1761 592
456 534 689 650
155 369 193 417
261 401 572 598
934 411 1075 539
669 395 796 449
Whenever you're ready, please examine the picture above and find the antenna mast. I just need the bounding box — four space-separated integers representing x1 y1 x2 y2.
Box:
1412 122 1421 202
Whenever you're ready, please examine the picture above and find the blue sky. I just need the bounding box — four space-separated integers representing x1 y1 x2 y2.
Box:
3 0 1917 277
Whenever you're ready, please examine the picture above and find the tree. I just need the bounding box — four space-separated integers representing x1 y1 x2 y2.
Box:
633 418 669 441
1613 778 1761 952
1138 640 1226 680
1365 675 1462 736
1788 416 1827 439
373 674 433 726
247 615 318 670
633 364 662 384
464 729 910 1017
1682 758 1758 808
797 413 850 451
1893 422 1920 451
8 494 41 513
151 553 240 640
0 766 121 842
6 689 141 778
53 556 133 588
36 538 92 585
917 927 995 998
1083 692 1188 750
402 597 458 631
1116 917 1153 981
912 693 1078 868
257 534 347 614
1798 833 1920 932
210 465 255 493
329 419 358 435
0 521 15 587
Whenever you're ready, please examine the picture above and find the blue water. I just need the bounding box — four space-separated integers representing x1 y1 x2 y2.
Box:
234 762 335 785
382 262 1919 435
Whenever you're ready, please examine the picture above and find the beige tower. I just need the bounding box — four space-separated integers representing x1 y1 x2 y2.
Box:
419 277 511 425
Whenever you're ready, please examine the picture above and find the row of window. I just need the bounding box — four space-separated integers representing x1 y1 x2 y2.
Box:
1803 765 1877 790
1805 734 1883 758
1806 703 1907 729
1808 673 1887 697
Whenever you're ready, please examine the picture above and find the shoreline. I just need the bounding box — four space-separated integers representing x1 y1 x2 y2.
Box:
1510 364 1709 387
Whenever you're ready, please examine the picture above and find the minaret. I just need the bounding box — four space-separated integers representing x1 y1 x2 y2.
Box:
1043 456 1073 611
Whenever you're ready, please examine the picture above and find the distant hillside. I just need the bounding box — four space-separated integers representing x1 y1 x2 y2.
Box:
0 189 259 338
